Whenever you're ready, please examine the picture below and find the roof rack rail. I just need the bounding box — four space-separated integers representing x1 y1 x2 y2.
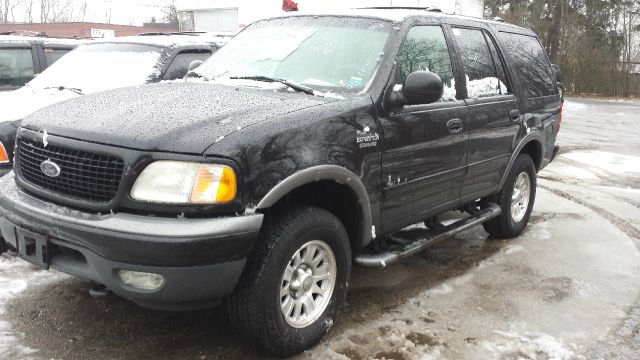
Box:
138 31 206 37
358 6 442 13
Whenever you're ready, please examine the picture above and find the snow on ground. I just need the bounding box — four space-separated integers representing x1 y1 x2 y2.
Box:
0 255 65 359
562 151 640 176
562 100 588 112
481 329 578 360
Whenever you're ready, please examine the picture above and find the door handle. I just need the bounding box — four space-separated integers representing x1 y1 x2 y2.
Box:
446 118 464 134
510 109 521 121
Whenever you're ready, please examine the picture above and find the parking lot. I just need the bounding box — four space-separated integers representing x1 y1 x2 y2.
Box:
0 97 639 360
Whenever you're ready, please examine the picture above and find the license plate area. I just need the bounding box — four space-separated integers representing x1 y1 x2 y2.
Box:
16 227 50 269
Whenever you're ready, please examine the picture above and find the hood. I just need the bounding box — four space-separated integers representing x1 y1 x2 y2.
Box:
21 82 336 154
0 87 78 123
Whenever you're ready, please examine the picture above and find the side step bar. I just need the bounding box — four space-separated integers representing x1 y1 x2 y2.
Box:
354 203 501 268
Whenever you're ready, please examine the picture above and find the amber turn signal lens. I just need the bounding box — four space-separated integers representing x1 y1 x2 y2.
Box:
0 141 9 164
190 164 237 204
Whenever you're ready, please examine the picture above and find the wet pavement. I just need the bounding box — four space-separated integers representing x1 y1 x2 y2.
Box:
1 97 639 359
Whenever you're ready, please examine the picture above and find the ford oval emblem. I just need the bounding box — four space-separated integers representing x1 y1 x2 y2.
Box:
40 160 61 178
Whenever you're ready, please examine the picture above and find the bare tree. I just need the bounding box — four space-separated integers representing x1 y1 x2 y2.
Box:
24 0 33 22
0 0 22 23
161 0 178 24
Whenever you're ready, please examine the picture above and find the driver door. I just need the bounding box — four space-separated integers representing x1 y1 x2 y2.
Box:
378 25 469 232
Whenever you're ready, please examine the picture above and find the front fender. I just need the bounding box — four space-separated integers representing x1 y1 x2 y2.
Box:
257 165 373 248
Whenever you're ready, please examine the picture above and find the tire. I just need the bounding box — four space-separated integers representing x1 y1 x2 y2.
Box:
227 205 351 357
483 154 537 238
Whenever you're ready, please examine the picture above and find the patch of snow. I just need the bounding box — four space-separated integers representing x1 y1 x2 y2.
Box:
466 76 508 99
503 245 525 255
549 164 600 180
371 225 376 239
428 283 453 296
482 330 576 360
42 130 48 148
563 100 588 112
562 151 640 175
0 255 67 358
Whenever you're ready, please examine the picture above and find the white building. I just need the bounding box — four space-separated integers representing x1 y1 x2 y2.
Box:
176 0 485 33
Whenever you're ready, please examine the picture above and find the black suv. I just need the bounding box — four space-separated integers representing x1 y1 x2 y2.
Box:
0 9 561 357
0 35 80 91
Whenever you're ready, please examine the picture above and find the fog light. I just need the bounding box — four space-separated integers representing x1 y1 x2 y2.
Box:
118 270 165 290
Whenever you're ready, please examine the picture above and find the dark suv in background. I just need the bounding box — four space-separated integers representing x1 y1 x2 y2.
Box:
0 8 561 357
0 35 80 91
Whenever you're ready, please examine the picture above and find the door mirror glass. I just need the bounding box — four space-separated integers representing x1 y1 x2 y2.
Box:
187 59 204 73
402 71 444 105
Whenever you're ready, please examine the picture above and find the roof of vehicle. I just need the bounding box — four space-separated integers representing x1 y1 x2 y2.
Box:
88 34 226 48
265 8 534 35
0 35 86 47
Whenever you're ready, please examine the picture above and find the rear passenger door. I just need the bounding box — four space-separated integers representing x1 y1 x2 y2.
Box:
450 27 520 201
497 32 560 166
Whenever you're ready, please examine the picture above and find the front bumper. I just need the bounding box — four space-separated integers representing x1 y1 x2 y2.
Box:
0 174 263 310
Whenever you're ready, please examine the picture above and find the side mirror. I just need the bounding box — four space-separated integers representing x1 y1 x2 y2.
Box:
187 60 203 73
395 71 444 106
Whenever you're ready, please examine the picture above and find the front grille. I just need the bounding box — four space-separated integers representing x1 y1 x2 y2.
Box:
17 137 124 203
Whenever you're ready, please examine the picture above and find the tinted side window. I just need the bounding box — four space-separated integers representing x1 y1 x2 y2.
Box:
44 48 71 66
163 51 212 80
484 32 511 94
498 32 555 98
0 48 34 88
398 25 456 101
452 27 507 98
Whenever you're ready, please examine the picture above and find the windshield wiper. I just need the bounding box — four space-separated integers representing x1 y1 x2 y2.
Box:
44 86 84 95
230 76 315 96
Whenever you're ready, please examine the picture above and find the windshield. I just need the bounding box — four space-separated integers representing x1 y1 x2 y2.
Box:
28 43 164 93
195 16 393 93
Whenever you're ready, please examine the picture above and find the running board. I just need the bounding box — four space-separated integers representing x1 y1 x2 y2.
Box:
354 203 501 268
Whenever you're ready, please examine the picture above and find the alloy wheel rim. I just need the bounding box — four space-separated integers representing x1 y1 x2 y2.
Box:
279 240 337 328
510 171 531 223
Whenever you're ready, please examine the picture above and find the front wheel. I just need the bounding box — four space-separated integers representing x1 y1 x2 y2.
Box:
227 206 351 357
483 154 537 238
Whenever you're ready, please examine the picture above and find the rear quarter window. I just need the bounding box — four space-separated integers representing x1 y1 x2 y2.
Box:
498 32 555 98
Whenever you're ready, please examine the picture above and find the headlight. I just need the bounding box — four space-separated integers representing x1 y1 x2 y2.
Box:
130 161 237 204
0 141 9 164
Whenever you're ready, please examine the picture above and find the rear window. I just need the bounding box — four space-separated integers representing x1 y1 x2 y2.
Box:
498 32 555 98
0 48 34 88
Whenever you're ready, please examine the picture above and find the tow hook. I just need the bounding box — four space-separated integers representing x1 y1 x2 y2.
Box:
89 283 111 298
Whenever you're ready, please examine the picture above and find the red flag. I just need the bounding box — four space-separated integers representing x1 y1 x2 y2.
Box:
283 0 298 12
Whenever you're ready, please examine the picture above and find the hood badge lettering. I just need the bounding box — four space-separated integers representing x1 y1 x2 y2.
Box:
356 126 379 149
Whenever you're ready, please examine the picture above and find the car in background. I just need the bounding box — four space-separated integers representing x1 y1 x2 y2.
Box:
0 35 81 91
0 35 224 177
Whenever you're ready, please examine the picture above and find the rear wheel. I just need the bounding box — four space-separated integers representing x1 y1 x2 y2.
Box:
228 206 351 357
483 154 537 238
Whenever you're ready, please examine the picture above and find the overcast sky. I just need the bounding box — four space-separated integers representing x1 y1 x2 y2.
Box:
11 0 166 26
